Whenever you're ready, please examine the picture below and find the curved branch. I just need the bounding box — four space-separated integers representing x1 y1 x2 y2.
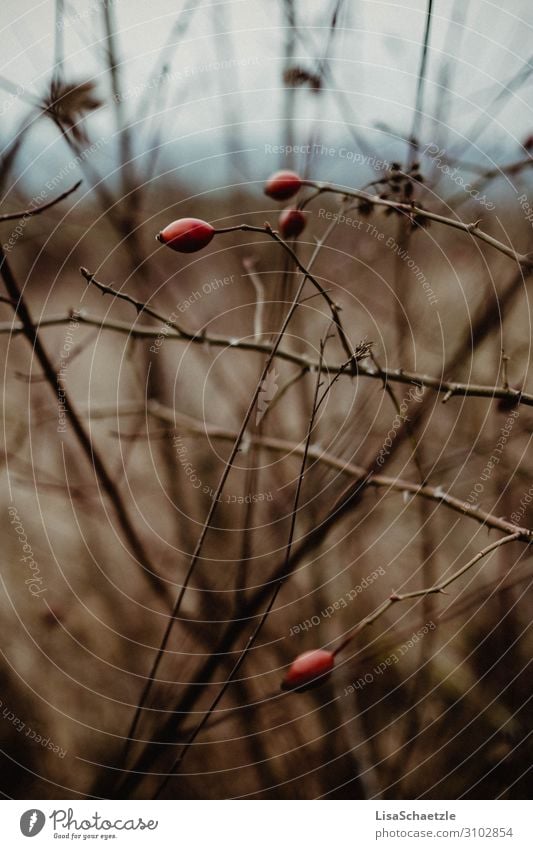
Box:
302 181 533 267
143 403 533 541
5 310 530 409
333 532 523 656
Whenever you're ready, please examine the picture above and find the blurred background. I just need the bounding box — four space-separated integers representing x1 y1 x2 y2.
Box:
1 0 533 799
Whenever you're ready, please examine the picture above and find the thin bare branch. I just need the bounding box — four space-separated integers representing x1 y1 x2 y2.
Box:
7 309 531 410
302 181 533 266
143 403 533 541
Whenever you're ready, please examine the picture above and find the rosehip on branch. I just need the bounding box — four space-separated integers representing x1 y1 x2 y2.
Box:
156 218 215 253
281 649 335 691
264 169 302 201
279 207 306 239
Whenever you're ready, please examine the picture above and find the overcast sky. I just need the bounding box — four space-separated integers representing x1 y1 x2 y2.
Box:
1 1 533 190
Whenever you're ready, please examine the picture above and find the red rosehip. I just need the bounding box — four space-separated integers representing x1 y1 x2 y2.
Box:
156 218 215 253
281 649 335 691
264 169 302 201
279 208 306 239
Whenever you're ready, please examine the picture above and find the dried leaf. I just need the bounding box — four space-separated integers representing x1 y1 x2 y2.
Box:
42 80 102 142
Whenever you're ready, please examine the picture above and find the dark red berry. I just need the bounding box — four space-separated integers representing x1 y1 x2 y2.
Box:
281 649 335 691
279 208 306 239
264 170 302 201
156 218 215 253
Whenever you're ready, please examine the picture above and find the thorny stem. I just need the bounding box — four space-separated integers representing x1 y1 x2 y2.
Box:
332 532 523 657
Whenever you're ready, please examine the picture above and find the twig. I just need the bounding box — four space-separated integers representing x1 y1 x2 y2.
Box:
0 179 82 222
116 266 533 791
333 532 523 657
143 403 533 541
452 52 533 162
20 310 532 410
113 217 358 777
242 256 264 342
212 223 357 364
153 331 330 797
0 248 168 601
